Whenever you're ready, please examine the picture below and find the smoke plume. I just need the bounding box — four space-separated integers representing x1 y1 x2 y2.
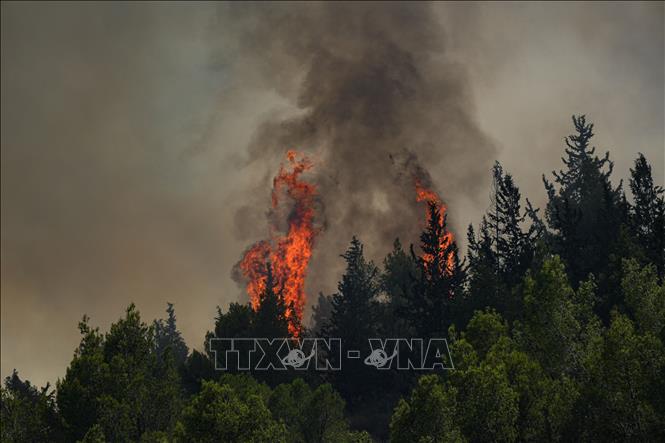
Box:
217 3 496 307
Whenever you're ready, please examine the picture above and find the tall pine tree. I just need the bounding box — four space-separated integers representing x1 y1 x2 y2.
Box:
323 237 380 402
467 162 540 321
380 238 418 337
466 217 498 316
252 264 290 338
543 115 622 289
629 153 665 278
407 202 465 337
154 303 189 367
323 237 379 347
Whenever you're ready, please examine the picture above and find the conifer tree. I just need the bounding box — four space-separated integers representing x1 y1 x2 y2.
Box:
252 265 290 338
323 237 379 347
0 371 63 442
490 162 538 284
154 303 189 367
323 237 380 401
467 162 539 320
407 202 465 337
57 305 184 441
211 303 254 340
629 153 665 278
466 218 498 315
380 238 418 336
543 115 623 288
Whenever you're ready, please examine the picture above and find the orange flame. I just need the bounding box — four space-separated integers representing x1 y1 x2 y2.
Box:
415 178 455 276
238 150 319 336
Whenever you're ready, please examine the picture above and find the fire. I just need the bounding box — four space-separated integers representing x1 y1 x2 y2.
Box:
415 178 455 275
238 150 319 336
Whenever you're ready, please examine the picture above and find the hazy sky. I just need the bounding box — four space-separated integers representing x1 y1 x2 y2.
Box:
2 1 663 386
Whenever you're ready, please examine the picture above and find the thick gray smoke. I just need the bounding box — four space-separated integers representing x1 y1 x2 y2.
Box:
216 3 496 302
2 2 661 386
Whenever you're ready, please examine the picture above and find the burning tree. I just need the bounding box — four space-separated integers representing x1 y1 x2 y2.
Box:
406 180 465 337
415 179 457 277
237 151 320 336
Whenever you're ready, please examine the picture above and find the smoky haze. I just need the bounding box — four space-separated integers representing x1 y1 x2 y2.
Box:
218 3 496 297
1 2 663 387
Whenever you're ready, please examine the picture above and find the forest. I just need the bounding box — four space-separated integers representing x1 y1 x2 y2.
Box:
2 115 664 442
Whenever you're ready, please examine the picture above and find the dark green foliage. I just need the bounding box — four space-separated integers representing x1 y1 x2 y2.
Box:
466 219 499 315
380 239 418 337
181 349 215 396
55 317 107 441
519 256 593 376
253 265 290 339
621 259 665 336
207 268 290 346
580 312 665 441
322 237 382 402
463 308 508 359
0 371 63 442
154 303 189 367
269 378 358 442
543 116 623 293
629 153 665 278
390 375 464 443
79 424 105 443
467 162 540 322
212 302 254 339
198 273 293 386
392 253 665 442
488 162 539 287
56 305 183 442
323 237 380 344
173 375 364 443
174 380 286 442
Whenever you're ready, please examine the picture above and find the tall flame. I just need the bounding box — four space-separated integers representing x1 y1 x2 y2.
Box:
238 150 319 336
415 178 455 275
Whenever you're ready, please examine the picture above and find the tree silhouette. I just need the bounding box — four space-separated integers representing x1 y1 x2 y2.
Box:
630 153 665 278
406 202 465 337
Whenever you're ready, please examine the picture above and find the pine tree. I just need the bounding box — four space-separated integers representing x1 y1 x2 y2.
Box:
211 303 254 340
582 312 665 440
466 218 498 315
380 238 418 336
407 202 465 337
323 237 380 401
467 162 540 320
543 115 622 288
55 317 106 441
1 371 63 442
629 153 665 278
252 264 290 338
154 303 189 367
57 305 184 441
174 381 287 442
490 162 538 284
196 301 255 386
324 237 379 344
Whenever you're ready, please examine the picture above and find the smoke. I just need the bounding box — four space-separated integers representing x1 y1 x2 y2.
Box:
215 2 496 304
2 2 661 385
